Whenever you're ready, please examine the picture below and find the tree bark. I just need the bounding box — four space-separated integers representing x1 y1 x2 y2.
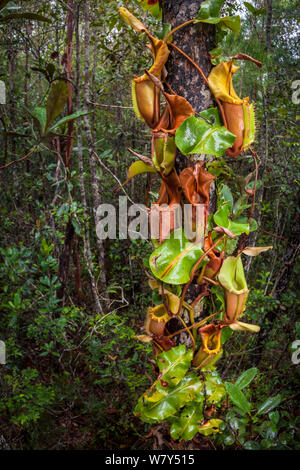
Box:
75 0 103 315
83 0 107 301
162 0 216 346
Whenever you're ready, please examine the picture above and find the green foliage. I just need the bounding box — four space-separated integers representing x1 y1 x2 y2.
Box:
175 108 236 157
135 346 226 441
149 229 206 285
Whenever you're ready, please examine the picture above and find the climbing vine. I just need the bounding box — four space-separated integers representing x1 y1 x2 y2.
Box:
118 0 273 443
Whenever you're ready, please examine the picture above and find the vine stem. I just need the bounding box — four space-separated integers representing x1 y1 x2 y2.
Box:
164 19 195 43
0 144 39 170
248 148 259 228
176 235 225 317
169 42 228 128
167 311 221 339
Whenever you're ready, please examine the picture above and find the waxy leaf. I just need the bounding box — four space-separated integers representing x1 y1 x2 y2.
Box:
235 367 258 390
195 0 241 34
205 370 226 403
225 382 251 414
135 374 203 423
257 395 281 415
170 402 204 441
214 203 250 236
149 228 206 285
198 418 223 436
156 345 193 385
175 108 235 157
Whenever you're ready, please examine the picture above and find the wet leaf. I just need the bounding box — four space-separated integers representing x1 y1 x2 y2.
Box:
135 373 203 423
198 418 223 436
149 228 206 285
170 402 204 441
156 345 193 385
257 395 281 415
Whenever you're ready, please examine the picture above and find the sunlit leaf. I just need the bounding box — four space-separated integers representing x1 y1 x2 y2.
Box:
175 108 235 157
149 228 206 285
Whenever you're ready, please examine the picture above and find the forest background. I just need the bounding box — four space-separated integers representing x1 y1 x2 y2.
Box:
0 0 299 450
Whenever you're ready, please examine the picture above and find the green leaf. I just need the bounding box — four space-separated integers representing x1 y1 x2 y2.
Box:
196 0 224 20
220 185 233 212
48 110 90 132
235 368 258 390
140 0 162 20
244 2 266 15
214 203 230 227
156 345 193 386
220 16 241 34
198 418 223 436
25 106 47 135
195 1 241 34
176 108 236 157
170 402 204 441
157 23 172 40
225 382 251 414
243 441 260 450
0 12 51 23
257 395 281 415
244 1 256 13
45 80 68 132
0 0 10 12
269 411 280 425
205 370 226 403
149 228 205 285
135 374 203 423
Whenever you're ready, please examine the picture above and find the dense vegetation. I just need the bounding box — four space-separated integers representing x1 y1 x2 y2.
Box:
0 0 299 450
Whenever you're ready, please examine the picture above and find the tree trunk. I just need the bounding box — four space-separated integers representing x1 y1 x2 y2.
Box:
75 0 103 315
83 0 108 301
57 0 76 303
162 0 216 346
